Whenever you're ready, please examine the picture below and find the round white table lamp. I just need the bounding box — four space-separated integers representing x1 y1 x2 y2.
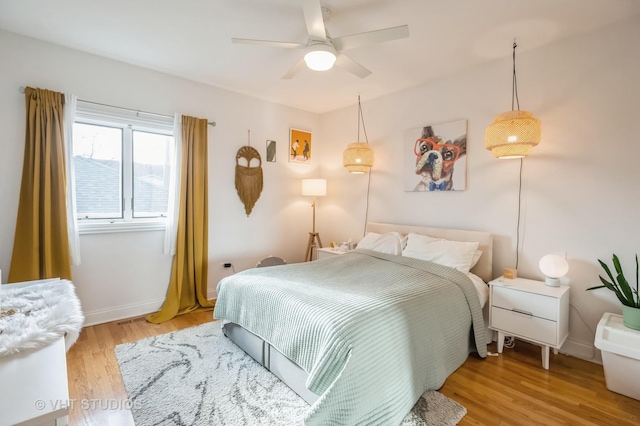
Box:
539 254 569 287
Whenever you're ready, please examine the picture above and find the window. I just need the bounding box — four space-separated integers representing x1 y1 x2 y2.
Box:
72 101 175 232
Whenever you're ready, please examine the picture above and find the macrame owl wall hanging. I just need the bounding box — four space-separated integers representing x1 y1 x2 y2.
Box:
235 142 263 217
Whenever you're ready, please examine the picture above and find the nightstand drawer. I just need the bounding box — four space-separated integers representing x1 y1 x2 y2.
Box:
492 286 557 321
491 306 558 345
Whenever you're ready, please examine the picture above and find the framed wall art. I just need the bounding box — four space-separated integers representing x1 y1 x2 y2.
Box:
290 128 312 164
403 119 467 192
266 140 276 162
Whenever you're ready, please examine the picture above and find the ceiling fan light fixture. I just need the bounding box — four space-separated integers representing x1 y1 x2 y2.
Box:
304 43 336 71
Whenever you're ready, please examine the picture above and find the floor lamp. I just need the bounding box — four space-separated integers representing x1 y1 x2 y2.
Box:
302 179 326 261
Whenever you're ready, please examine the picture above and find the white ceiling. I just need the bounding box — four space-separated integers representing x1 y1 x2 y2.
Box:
1 0 639 114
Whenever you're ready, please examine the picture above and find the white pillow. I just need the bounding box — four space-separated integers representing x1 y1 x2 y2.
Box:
356 232 404 255
470 250 483 269
402 233 480 274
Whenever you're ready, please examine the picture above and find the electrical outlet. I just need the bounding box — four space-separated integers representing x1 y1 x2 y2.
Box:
220 262 232 269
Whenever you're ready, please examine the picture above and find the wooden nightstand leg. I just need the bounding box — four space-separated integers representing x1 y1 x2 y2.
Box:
541 345 550 370
497 332 505 353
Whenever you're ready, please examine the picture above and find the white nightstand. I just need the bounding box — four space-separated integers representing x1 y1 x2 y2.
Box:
489 277 570 369
0 336 69 425
317 247 348 259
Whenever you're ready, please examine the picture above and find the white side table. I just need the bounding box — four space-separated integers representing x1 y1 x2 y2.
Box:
1 278 73 426
317 247 349 260
0 336 69 426
489 277 570 369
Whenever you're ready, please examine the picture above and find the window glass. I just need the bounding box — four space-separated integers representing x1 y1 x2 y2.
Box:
72 102 175 228
132 130 173 218
72 122 123 219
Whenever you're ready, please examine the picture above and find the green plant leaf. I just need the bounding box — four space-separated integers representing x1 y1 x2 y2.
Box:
633 288 640 308
601 264 623 292
608 255 634 305
636 254 639 306
616 272 634 304
597 276 614 290
585 285 606 291
599 258 616 286
589 255 639 307
613 254 623 276
598 275 627 305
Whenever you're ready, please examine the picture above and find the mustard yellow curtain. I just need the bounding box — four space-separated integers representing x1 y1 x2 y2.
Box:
147 115 214 323
9 87 72 282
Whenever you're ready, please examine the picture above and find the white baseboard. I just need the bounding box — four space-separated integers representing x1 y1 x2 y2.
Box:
82 297 603 367
560 338 602 364
83 294 218 327
83 298 165 326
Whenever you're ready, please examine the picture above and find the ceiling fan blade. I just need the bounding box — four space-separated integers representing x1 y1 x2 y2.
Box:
282 58 307 80
335 53 372 79
332 25 409 51
302 0 327 41
232 38 305 49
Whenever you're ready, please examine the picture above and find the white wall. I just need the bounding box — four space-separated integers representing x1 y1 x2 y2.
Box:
2 16 639 360
316 17 640 361
0 30 321 325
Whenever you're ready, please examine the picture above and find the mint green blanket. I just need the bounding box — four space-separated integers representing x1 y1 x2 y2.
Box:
214 249 486 425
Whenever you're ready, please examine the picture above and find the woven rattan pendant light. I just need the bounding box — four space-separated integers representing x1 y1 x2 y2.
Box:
485 42 541 159
343 96 374 173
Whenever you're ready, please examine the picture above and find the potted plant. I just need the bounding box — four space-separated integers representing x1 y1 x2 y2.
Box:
587 254 640 331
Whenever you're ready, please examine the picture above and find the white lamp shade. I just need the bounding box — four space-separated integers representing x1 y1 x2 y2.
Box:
539 254 569 287
301 179 326 196
304 44 336 71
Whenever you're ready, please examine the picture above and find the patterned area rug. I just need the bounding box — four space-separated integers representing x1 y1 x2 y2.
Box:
115 322 466 425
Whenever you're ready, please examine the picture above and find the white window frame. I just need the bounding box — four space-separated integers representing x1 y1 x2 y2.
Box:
73 101 175 234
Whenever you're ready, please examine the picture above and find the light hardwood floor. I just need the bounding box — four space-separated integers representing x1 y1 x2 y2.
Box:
66 312 640 425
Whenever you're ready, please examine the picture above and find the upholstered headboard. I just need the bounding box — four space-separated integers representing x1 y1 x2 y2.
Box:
365 222 493 282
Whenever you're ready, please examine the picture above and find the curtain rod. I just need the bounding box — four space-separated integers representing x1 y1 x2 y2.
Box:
18 86 216 127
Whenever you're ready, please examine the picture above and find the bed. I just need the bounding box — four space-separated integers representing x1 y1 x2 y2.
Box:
213 222 492 425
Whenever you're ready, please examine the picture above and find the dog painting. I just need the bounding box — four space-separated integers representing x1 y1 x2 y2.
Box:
404 120 467 192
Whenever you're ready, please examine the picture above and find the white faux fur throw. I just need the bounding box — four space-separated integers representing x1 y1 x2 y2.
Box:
0 279 84 357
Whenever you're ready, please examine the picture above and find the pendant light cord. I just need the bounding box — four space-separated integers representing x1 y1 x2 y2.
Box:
357 95 362 142
512 40 522 269
363 170 372 237
516 158 523 269
512 41 520 111
357 95 372 237
357 95 369 143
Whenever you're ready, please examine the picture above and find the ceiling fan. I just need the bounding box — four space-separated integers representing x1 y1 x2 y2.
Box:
231 0 410 79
